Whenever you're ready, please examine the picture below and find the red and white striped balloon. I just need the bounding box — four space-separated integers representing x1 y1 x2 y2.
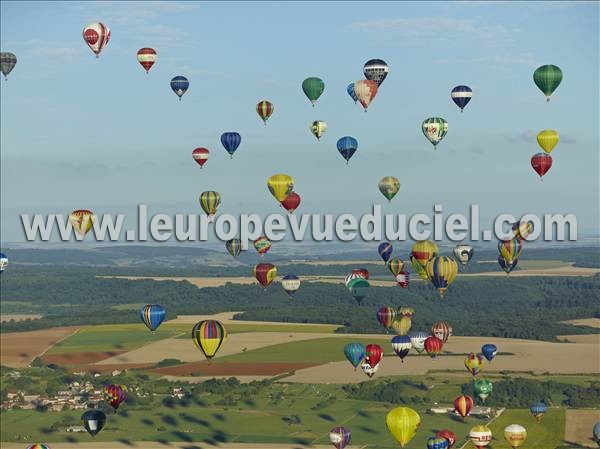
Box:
137 48 157 73
83 22 110 58
192 148 210 168
353 79 378 112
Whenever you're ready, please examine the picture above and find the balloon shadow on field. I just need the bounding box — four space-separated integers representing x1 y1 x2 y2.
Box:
116 438 135 446
162 414 178 426
293 437 311 445
141 417 155 427
171 430 194 442
357 410 371 418
317 413 335 422
359 426 377 434
212 412 226 422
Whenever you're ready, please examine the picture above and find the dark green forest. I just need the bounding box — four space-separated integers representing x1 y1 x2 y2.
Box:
1 264 598 341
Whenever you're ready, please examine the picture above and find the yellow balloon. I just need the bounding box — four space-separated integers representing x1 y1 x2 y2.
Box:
267 174 294 202
386 407 420 447
391 317 412 336
426 256 458 299
504 424 527 449
537 130 559 154
410 240 439 268
68 209 96 237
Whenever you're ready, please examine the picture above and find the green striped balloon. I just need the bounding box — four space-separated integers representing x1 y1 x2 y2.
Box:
302 77 325 106
421 117 448 149
200 191 221 221
533 65 562 102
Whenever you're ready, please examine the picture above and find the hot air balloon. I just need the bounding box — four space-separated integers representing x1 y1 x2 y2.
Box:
473 379 493 403
396 271 410 288
411 241 439 271
422 117 448 149
337 136 358 164
199 191 221 221
398 306 415 318
453 245 473 267
424 336 443 358
267 174 294 202
254 263 277 289
451 85 472 112
226 238 242 257
469 425 492 449
465 352 485 376
513 219 534 242
391 316 412 336
281 274 300 297
592 422 600 446
363 59 389 86
192 320 227 360
498 256 518 274
0 253 7 273
391 335 411 362
427 437 449 449
140 304 166 332
83 22 110 58
454 395 474 418
361 361 379 378
281 192 301 213
386 407 420 448
379 176 400 202
499 238 523 266
352 268 370 280
407 331 427 354
353 79 378 111
0 52 17 80
82 410 106 436
378 242 393 263
533 64 563 102
481 344 497 362
310 120 327 140
436 430 457 449
537 130 559 154
431 322 452 344
302 77 325 106
344 342 366 369
347 277 370 305
256 100 274 125
221 132 241 158
137 47 157 73
253 236 272 256
103 384 127 411
26 445 52 449
387 258 405 277
529 402 547 423
504 424 527 449
411 256 430 280
426 256 458 299
377 307 397 329
171 76 189 100
69 210 96 237
192 147 210 168
347 83 358 103
531 153 553 180
329 426 351 449
365 344 383 368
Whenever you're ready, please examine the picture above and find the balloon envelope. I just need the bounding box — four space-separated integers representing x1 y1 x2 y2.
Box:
82 410 106 436
140 304 166 332
226 239 242 257
537 130 559 154
0 252 7 273
220 132 241 158
192 320 227 359
254 263 277 288
170 76 189 99
267 174 294 202
504 424 527 448
451 85 472 111
531 153 553 179
302 77 325 105
481 344 497 362
533 64 563 101
329 427 351 449
378 176 400 201
256 100 274 124
422 117 448 148
83 22 110 57
386 407 420 447
281 274 300 296
192 147 210 168
104 384 127 411
363 59 389 86
344 342 366 368
337 136 358 163
0 52 17 79
436 430 457 449
378 242 393 263
137 47 157 73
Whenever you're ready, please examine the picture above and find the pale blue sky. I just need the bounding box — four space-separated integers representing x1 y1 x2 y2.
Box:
1 1 598 242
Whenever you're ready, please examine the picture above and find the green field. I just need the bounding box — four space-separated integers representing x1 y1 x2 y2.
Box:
0 381 487 447
488 408 565 448
46 324 186 354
